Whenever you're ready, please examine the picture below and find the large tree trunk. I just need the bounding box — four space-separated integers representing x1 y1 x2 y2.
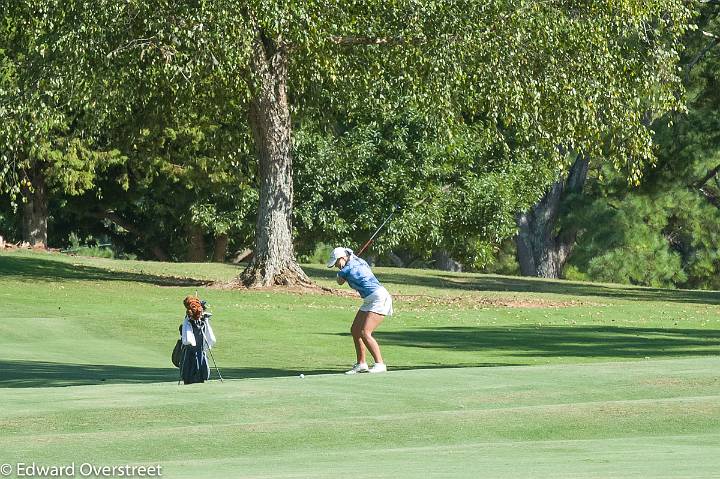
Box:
432 250 463 272
240 30 310 287
387 251 405 268
212 233 229 263
515 154 590 278
187 224 206 262
21 164 48 247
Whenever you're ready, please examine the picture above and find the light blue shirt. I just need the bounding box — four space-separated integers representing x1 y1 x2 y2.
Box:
338 255 382 298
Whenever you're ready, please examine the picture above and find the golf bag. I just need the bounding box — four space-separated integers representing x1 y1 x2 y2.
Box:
171 335 183 368
175 296 217 384
179 319 212 384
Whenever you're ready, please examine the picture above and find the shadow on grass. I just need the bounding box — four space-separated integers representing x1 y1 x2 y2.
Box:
6 322 717 388
372 325 720 358
0 359 520 388
0 360 340 388
301 265 720 305
0 255 208 287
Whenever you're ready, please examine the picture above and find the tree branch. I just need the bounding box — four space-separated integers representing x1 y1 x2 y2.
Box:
693 162 720 188
107 36 158 58
685 31 720 77
92 209 139 234
329 35 426 47
699 187 720 209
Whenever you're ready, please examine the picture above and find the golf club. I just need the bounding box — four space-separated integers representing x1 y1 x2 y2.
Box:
198 303 224 383
203 329 224 383
356 205 399 256
355 190 440 257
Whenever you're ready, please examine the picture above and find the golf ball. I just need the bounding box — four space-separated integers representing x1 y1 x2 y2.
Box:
299 374 305 378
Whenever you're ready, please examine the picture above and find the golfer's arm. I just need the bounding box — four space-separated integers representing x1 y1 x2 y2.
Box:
336 274 346 285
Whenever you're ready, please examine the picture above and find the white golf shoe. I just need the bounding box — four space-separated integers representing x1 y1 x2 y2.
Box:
345 362 369 374
368 363 387 373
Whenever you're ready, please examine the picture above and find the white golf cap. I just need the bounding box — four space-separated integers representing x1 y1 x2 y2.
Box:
327 247 352 268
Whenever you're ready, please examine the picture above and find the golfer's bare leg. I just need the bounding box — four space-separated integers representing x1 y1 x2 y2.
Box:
358 311 385 364
350 311 367 364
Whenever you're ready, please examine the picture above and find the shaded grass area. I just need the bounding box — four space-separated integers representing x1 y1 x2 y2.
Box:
0 360 523 388
0 360 339 388
4 321 717 388
0 253 209 287
374 325 720 357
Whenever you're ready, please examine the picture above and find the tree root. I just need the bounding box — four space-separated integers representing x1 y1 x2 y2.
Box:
239 261 314 288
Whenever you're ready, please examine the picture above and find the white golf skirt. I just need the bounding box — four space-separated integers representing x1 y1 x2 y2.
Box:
359 287 393 316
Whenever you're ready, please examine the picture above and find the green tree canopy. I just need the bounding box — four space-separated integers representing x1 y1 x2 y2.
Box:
2 1 692 283
566 4 720 289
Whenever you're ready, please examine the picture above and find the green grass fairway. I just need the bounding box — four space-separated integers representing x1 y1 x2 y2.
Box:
1 250 719 478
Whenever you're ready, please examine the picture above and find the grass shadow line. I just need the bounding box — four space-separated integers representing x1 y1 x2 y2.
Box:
370 325 720 358
0 255 209 287
0 359 526 388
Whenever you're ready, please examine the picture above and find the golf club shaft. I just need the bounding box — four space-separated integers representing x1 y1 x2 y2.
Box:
356 207 398 256
356 190 439 257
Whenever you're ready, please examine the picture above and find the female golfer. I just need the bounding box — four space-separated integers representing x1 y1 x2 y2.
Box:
328 247 393 374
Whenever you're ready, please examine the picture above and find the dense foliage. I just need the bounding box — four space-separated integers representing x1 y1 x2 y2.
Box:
2 0 707 287
556 5 720 289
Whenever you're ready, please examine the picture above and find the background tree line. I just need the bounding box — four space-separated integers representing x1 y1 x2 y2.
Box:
2 0 712 290
504 4 720 289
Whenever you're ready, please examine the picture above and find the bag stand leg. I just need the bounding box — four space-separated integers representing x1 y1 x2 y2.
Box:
201 327 223 383
206 343 223 383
